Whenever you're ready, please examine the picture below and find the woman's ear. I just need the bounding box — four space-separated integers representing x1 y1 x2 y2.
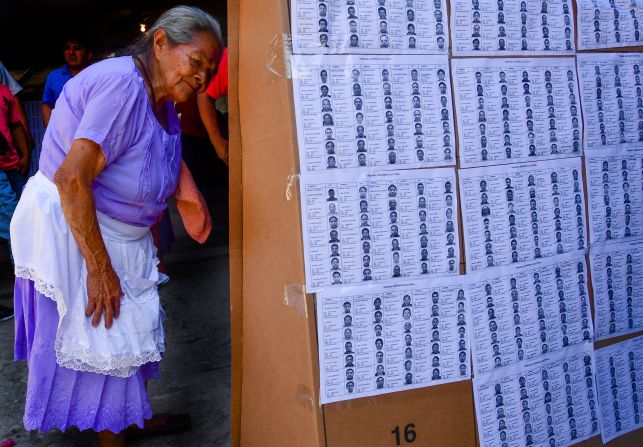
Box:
152 29 169 59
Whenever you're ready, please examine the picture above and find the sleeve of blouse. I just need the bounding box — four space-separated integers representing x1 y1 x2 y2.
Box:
74 72 146 165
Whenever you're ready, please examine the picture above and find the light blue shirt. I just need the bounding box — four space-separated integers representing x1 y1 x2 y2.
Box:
0 60 22 96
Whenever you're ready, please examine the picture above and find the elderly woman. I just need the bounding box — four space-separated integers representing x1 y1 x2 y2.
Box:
10 6 222 447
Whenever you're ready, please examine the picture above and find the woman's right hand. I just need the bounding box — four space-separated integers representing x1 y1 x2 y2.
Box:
85 265 123 329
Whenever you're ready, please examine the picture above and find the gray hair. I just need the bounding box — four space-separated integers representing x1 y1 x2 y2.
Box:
129 5 223 59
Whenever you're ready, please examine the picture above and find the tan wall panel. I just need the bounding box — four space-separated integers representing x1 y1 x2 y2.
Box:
234 0 643 444
227 0 243 445
324 382 476 447
237 0 325 445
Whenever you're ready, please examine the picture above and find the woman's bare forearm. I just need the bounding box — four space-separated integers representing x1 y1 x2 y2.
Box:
53 139 111 274
54 138 123 328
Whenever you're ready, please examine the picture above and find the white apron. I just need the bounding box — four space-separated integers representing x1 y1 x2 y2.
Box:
10 172 165 378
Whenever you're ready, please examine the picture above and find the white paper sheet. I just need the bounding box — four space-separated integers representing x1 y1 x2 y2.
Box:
316 276 470 403
584 146 643 244
450 0 575 55
458 158 587 273
473 343 600 447
451 58 582 168
577 0 643 50
595 335 643 443
291 55 455 173
291 0 449 54
577 53 643 151
589 238 643 341
466 252 593 376
300 167 459 292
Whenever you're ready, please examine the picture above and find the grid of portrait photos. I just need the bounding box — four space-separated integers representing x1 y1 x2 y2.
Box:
289 0 643 443
578 0 643 50
466 252 593 376
585 147 643 244
316 279 470 403
459 159 587 271
452 58 582 167
292 55 455 172
578 53 643 149
473 344 599 447
291 0 449 53
589 238 643 341
300 168 459 291
450 0 576 55
596 336 643 442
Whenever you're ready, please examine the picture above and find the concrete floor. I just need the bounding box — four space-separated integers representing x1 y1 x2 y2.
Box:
0 204 231 446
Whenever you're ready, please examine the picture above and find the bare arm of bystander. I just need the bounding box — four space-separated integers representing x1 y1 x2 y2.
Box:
197 92 228 165
42 103 53 128
10 121 29 175
13 96 34 150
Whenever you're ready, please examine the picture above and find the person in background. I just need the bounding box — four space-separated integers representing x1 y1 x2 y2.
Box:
0 60 32 325
185 47 228 226
0 60 33 151
41 37 93 127
153 46 226 281
175 47 228 230
198 47 228 163
0 83 29 321
0 169 17 322
0 85 30 191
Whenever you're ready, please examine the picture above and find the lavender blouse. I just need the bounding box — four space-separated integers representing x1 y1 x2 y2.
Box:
39 56 181 227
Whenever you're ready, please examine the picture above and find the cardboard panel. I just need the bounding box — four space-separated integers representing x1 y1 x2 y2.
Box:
227 0 243 445
324 381 475 447
234 0 643 444
237 0 326 445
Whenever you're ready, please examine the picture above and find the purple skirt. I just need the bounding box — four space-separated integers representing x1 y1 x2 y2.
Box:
13 277 160 434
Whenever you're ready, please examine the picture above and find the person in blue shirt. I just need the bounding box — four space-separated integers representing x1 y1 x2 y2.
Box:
41 38 92 126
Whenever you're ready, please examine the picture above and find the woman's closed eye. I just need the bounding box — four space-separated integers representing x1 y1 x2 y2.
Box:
190 57 202 69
